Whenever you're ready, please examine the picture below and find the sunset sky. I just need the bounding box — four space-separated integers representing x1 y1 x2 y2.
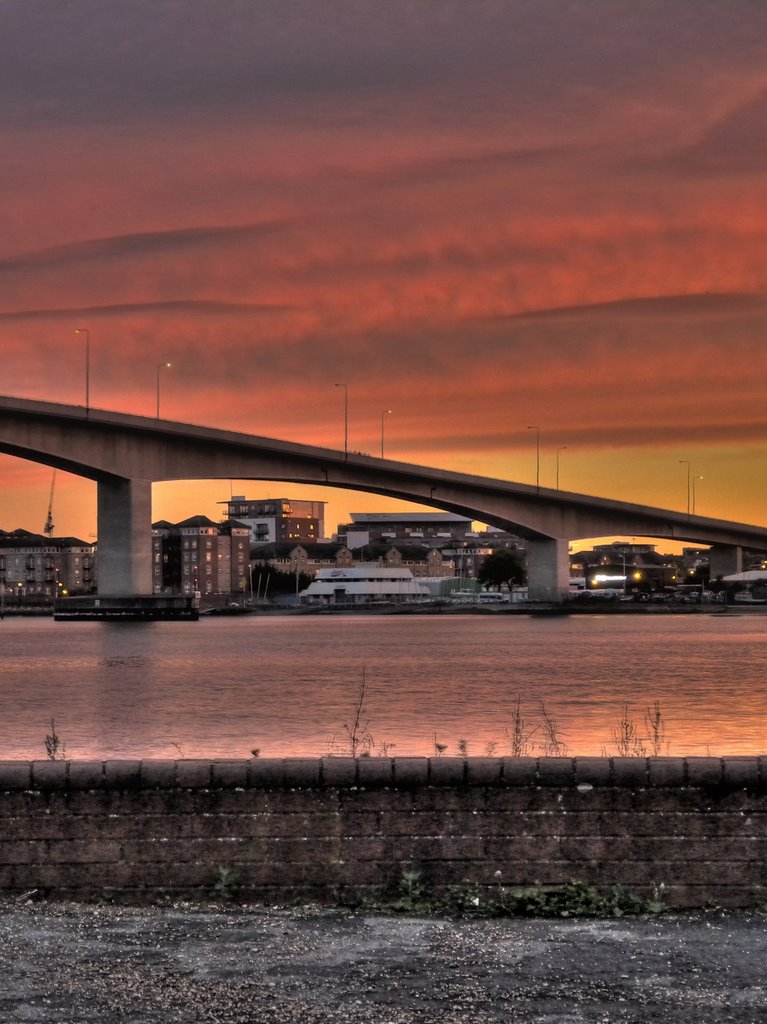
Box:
2 0 767 544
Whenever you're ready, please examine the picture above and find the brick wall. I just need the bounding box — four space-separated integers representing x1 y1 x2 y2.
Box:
0 756 765 907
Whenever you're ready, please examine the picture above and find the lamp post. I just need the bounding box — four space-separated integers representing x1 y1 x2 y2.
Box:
556 444 567 489
692 475 703 515
380 409 391 458
74 328 90 412
334 383 348 458
679 459 691 515
156 361 172 418
527 426 540 492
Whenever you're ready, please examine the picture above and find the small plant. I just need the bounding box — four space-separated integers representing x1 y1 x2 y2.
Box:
342 667 375 757
457 738 469 758
612 706 647 757
644 883 667 915
484 740 498 756
213 866 241 900
433 733 448 756
250 747 261 758
392 868 428 912
506 697 537 756
644 701 667 757
381 873 665 919
538 700 568 756
444 882 488 915
497 880 666 919
44 718 66 760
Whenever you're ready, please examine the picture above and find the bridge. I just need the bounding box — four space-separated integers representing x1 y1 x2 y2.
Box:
1 395 766 603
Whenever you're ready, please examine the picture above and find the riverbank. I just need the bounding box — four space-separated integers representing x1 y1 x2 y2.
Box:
2 599 761 618
2 899 764 1022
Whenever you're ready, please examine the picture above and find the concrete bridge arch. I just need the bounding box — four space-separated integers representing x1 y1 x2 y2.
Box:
0 396 765 602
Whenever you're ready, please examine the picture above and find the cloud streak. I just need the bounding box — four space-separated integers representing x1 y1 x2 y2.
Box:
1 0 767 538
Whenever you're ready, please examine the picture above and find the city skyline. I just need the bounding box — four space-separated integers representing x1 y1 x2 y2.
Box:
2 1 766 542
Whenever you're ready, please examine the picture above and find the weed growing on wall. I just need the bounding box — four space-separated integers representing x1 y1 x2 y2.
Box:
327 667 375 756
319 687 671 761
213 866 241 900
44 718 66 760
506 696 536 756
612 706 647 757
433 734 448 756
384 875 667 919
644 701 667 756
537 700 569 756
391 869 429 913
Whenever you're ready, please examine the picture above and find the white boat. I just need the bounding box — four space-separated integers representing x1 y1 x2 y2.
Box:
299 564 432 605
733 591 767 604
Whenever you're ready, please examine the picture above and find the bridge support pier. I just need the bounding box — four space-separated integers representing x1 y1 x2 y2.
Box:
526 537 570 603
97 477 153 597
708 544 743 581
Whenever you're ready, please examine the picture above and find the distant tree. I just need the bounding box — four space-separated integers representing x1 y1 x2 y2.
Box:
477 548 526 591
250 563 314 597
707 573 725 594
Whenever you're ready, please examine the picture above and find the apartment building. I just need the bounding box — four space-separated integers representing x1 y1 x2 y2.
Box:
0 529 95 601
221 496 326 545
152 516 250 597
338 512 476 549
251 541 453 579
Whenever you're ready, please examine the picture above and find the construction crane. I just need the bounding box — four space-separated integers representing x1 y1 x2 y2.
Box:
43 470 56 538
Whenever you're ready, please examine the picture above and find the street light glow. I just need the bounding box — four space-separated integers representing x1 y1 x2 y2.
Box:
679 459 691 515
156 361 172 418
692 474 703 515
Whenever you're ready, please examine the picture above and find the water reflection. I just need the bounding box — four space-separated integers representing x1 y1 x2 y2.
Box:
0 614 764 759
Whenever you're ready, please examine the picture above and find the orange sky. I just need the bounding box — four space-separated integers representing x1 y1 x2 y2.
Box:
2 1 767 545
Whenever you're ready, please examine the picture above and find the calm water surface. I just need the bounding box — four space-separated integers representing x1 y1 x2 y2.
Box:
0 613 765 759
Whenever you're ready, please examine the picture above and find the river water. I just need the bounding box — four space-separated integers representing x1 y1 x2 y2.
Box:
0 612 765 760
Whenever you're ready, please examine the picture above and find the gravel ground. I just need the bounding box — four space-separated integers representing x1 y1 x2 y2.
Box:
1 901 766 1023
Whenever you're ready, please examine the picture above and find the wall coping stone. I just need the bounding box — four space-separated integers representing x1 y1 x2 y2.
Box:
0 756 764 792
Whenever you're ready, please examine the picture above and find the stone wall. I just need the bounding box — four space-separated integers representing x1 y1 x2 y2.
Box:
0 756 765 907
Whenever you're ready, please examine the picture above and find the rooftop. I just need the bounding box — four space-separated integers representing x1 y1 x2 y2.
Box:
348 513 472 524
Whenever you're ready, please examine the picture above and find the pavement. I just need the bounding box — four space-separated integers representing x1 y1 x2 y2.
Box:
1 901 766 1023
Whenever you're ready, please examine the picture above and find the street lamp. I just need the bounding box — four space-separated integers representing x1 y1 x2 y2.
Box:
380 409 391 458
527 426 540 492
74 328 90 412
556 445 567 489
156 361 172 418
692 475 703 515
334 383 348 458
679 459 691 515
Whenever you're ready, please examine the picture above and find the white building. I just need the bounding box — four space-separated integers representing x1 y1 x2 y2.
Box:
300 565 432 605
